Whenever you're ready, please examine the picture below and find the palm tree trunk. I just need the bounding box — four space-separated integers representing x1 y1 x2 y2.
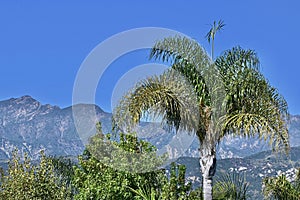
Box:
200 146 216 200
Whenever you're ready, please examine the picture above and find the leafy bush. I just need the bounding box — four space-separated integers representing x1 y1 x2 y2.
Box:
72 122 167 199
0 149 72 200
73 122 197 199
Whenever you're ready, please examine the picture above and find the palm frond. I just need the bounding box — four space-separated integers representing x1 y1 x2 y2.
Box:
216 46 289 151
115 36 214 134
205 20 225 44
150 36 226 137
150 35 212 69
216 46 260 72
113 69 200 134
213 172 249 200
127 185 159 200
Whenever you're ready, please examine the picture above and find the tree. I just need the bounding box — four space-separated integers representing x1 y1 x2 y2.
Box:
213 172 249 200
0 149 72 200
114 24 289 199
49 155 77 196
263 169 300 199
72 122 167 199
73 122 202 199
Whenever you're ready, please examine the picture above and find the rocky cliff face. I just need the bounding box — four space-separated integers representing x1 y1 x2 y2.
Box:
0 95 299 161
0 96 110 160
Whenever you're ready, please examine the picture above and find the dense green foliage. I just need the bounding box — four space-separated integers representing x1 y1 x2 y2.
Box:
72 122 194 199
2 146 298 200
49 155 77 196
86 122 166 173
0 150 72 200
3 143 300 200
0 122 206 199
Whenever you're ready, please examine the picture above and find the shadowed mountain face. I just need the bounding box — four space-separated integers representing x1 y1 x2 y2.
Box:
0 95 299 161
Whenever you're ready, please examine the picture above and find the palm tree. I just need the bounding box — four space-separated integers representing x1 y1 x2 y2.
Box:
114 30 289 200
213 172 249 200
205 20 225 60
263 169 300 199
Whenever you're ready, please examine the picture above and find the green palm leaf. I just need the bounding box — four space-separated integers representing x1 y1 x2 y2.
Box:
114 69 200 135
216 47 289 151
213 172 249 200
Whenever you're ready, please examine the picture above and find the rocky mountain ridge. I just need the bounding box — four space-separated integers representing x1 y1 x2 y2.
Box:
0 95 299 162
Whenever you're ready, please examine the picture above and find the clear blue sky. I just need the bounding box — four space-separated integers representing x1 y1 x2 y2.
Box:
1 0 300 114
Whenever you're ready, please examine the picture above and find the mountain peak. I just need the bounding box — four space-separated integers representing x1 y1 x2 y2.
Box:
13 95 38 104
0 95 61 124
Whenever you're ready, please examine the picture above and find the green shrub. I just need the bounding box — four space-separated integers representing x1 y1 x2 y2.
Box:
0 149 72 200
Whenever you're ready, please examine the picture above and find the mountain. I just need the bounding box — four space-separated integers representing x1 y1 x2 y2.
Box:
0 95 299 162
0 95 111 161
